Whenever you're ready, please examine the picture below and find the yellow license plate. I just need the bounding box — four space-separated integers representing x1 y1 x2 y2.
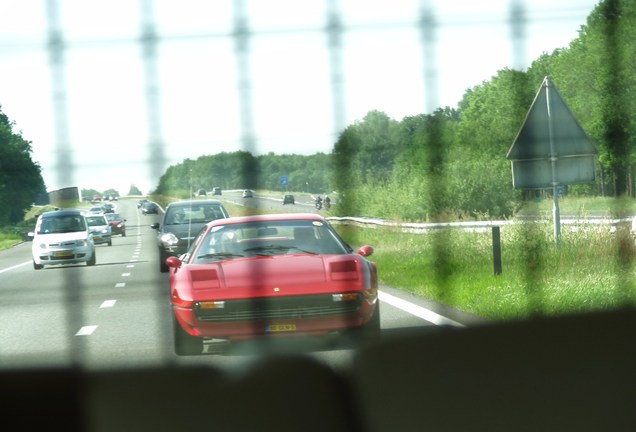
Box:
266 323 296 332
54 250 73 257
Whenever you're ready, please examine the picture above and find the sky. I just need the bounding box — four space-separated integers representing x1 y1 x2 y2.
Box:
0 0 600 195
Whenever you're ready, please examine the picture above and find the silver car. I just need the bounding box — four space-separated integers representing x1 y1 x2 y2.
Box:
85 213 113 246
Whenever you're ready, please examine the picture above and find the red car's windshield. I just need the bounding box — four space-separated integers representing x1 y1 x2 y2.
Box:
189 220 349 263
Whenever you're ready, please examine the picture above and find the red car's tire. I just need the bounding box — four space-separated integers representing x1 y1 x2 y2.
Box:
173 315 203 356
345 301 381 347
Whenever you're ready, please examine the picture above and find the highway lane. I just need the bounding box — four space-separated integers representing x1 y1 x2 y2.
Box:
0 198 482 372
218 189 321 213
0 201 171 369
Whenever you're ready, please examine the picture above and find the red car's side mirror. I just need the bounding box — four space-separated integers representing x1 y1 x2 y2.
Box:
166 256 182 269
358 245 374 257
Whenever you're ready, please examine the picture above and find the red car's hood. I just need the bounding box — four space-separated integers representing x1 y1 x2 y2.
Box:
174 254 370 301
221 255 328 288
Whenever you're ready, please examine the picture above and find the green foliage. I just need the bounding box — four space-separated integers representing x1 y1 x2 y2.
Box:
0 106 47 225
102 188 120 198
0 232 20 250
337 219 636 321
153 151 333 197
81 188 100 200
128 184 143 195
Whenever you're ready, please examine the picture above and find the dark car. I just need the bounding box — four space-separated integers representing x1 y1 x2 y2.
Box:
197 189 207 196
165 212 379 355
212 187 222 195
283 194 295 205
136 198 149 209
105 212 126 236
141 202 159 215
150 199 229 272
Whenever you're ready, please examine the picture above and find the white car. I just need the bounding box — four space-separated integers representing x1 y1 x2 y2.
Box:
30 209 96 269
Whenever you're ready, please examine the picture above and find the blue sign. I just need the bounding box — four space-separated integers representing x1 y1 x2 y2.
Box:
279 175 288 186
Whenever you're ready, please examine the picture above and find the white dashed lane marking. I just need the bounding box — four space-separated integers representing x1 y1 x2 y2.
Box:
76 325 98 336
100 300 117 308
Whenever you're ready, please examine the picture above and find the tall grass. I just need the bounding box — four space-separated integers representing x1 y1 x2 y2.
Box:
335 220 636 321
0 233 20 250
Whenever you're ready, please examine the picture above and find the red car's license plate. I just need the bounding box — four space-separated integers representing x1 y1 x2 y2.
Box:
265 323 296 332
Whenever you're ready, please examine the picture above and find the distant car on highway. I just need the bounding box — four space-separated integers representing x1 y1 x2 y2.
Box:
85 213 112 246
282 194 295 205
242 189 253 198
141 202 159 215
212 187 222 195
105 212 126 237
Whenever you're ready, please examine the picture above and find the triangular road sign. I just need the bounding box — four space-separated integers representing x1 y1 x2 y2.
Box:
506 76 596 189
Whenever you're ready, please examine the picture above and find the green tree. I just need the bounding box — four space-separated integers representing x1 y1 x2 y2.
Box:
0 106 47 224
128 184 142 195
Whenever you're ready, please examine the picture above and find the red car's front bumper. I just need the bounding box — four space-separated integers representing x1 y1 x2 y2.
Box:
173 293 377 340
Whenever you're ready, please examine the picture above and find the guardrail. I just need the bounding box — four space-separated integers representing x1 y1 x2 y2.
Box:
327 215 635 234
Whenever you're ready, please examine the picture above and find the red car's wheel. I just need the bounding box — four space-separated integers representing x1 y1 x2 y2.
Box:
346 301 381 347
173 315 203 356
362 301 381 339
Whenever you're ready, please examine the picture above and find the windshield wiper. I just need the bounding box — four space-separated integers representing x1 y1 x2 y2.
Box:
197 252 244 260
244 244 289 256
243 245 290 253
288 247 318 255
242 245 317 256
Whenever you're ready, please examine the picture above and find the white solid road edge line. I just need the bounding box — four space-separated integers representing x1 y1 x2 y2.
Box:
379 290 465 327
0 261 32 274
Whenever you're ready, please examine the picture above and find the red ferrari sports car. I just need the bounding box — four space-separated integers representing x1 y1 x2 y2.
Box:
166 213 380 355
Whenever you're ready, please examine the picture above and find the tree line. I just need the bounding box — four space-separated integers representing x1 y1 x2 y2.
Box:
2 0 634 224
